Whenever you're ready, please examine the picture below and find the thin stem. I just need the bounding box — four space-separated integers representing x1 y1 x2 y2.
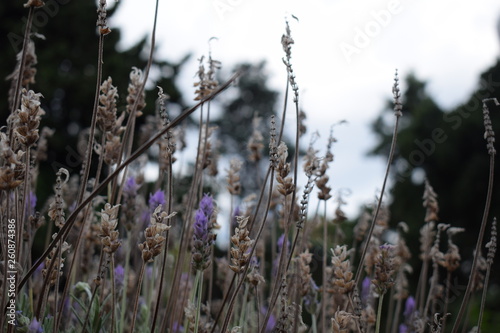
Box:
110 256 116 333
111 0 160 205
440 271 452 333
194 270 204 333
129 261 146 333
452 99 497 333
477 265 491 333
56 134 106 331
222 175 276 333
415 232 432 314
10 7 34 114
375 294 385 333
239 282 250 329
81 252 105 332
311 314 318 333
119 232 133 332
321 200 328 333
77 33 105 205
354 115 400 287
150 162 173 332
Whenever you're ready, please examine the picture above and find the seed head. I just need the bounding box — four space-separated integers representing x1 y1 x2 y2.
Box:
393 69 403 117
482 98 499 156
371 244 397 296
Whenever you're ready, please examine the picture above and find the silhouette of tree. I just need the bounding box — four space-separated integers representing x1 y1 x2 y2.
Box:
1 1 189 192
370 63 500 327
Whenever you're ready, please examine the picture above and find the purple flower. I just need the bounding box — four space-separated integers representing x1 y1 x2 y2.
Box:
260 307 276 333
149 190 165 211
193 210 209 242
277 234 290 253
231 206 241 230
191 193 215 271
304 278 319 315
199 193 214 217
34 261 45 279
399 323 408 333
123 176 140 196
28 317 43 333
114 264 125 288
146 265 153 279
272 234 290 277
172 321 184 333
361 276 371 304
249 255 259 268
26 191 37 215
403 296 416 319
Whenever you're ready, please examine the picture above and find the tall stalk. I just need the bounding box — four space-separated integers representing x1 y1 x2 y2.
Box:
452 98 498 332
129 261 146 333
353 70 402 288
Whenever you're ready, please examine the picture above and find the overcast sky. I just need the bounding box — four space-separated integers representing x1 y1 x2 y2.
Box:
110 0 500 217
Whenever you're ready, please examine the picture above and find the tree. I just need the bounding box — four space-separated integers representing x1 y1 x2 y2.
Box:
1 1 188 197
215 61 279 154
369 63 500 324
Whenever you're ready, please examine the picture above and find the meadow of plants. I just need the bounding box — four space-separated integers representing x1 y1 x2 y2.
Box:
0 1 497 332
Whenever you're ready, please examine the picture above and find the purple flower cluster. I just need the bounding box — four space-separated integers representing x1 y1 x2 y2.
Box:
191 194 216 272
26 191 37 216
149 189 165 211
29 317 43 333
303 277 319 315
399 296 416 333
114 264 125 289
123 176 140 196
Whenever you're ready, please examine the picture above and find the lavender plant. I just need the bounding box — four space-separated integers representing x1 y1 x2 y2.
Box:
1 2 498 333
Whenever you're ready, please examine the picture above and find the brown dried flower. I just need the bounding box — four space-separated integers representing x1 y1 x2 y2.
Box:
6 38 38 108
248 115 264 162
332 310 354 333
392 69 403 117
99 203 121 254
372 244 397 296
42 236 71 286
328 245 355 294
0 133 24 190
441 227 464 272
423 179 439 222
138 206 174 262
13 89 45 147
486 218 497 265
226 158 242 196
96 0 111 35
97 77 121 133
295 250 313 296
482 98 499 156
48 168 69 229
275 142 295 196
229 216 253 273
126 67 146 117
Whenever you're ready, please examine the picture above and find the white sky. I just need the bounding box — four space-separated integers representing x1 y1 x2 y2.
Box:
111 0 500 218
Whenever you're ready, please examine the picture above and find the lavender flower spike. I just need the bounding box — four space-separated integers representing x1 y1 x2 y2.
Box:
149 189 165 211
199 193 214 217
114 264 125 289
28 317 43 333
403 296 416 320
191 194 216 272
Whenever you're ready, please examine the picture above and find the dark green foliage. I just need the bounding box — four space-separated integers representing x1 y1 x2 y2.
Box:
370 62 500 324
1 1 188 206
